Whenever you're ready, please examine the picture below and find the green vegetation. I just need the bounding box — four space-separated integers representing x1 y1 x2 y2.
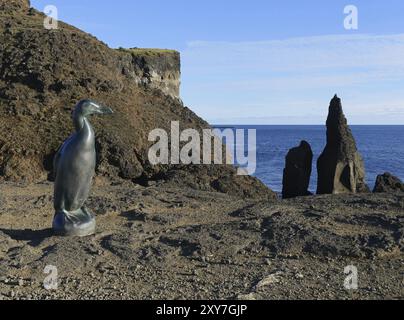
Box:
116 47 178 57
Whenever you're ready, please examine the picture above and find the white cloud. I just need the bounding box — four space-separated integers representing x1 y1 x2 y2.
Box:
181 34 404 124
184 34 404 72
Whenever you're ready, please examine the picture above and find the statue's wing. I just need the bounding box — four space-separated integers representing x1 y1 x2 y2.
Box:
53 135 73 179
53 145 62 179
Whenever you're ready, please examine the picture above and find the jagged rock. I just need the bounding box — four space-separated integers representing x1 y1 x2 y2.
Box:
282 140 313 199
373 173 404 193
317 95 369 194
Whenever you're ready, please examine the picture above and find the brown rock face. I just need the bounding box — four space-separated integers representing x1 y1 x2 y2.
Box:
0 4 275 200
282 140 313 199
373 173 404 193
0 0 30 13
317 95 369 194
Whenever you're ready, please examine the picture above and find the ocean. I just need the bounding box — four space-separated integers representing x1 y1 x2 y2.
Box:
215 125 404 193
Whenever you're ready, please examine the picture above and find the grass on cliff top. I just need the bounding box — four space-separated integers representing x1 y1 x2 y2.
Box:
116 47 178 56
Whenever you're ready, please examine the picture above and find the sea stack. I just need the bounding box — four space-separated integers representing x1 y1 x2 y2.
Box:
317 95 369 194
282 140 313 199
373 172 404 193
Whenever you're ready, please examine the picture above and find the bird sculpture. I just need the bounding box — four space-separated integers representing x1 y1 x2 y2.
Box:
52 99 113 236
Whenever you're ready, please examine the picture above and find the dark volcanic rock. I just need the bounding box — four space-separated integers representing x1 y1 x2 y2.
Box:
373 172 404 193
282 140 313 199
317 95 369 194
157 165 277 200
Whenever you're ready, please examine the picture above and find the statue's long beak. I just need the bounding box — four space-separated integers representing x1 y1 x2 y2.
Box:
98 105 114 115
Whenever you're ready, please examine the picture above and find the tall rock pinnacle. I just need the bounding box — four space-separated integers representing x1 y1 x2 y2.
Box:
317 95 369 194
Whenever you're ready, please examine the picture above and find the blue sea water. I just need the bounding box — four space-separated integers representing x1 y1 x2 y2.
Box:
216 125 404 193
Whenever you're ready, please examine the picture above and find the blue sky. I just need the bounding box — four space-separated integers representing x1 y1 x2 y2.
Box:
31 0 404 124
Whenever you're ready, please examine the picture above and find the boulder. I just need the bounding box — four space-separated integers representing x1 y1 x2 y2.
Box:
317 95 369 194
282 140 313 199
373 172 404 193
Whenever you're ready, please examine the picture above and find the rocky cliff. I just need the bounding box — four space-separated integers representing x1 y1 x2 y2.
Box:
117 48 181 100
0 0 275 200
0 4 181 97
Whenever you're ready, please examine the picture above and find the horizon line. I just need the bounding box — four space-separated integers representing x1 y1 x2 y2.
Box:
211 123 404 126
209 123 404 127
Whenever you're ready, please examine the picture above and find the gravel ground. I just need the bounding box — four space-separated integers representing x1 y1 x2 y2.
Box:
0 179 402 300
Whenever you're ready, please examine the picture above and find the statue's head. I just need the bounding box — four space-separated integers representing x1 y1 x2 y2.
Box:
74 99 113 118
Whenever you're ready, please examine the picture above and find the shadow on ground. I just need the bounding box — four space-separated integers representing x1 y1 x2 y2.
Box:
0 228 53 246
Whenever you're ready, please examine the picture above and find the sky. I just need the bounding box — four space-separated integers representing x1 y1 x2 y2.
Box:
31 0 404 124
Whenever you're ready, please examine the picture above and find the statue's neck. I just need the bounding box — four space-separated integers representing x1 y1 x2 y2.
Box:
74 114 93 135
